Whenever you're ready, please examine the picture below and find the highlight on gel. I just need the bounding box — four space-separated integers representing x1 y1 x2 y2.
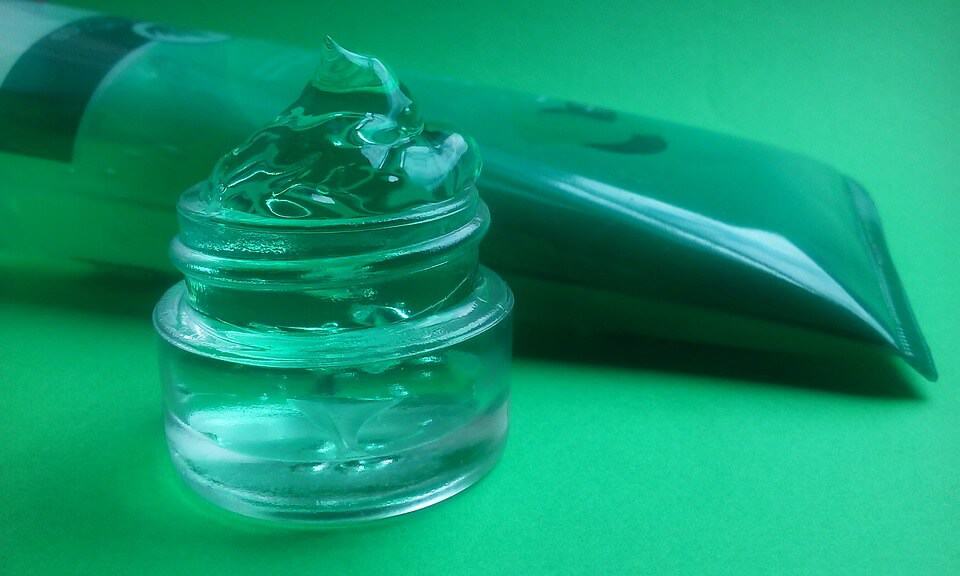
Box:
153 39 514 523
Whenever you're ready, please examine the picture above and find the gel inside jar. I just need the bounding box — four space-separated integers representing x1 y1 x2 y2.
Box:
153 39 513 523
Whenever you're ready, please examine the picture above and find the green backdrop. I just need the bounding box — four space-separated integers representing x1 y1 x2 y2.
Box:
2 1 957 574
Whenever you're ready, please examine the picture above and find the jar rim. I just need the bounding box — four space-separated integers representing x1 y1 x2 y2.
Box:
178 181 478 233
153 266 513 368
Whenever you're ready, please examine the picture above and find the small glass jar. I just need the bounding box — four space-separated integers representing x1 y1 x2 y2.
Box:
154 183 513 523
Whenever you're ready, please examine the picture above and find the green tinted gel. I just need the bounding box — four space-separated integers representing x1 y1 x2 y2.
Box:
154 39 513 522
0 2 935 380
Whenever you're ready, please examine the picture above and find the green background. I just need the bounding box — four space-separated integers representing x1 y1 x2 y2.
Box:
2 1 958 574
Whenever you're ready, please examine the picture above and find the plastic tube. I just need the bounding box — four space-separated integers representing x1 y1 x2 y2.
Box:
0 1 935 379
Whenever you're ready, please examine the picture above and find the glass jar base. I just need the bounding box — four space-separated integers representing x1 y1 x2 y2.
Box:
166 400 508 524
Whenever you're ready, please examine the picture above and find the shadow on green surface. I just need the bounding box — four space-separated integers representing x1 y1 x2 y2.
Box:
2 263 173 317
2 265 922 400
515 329 922 400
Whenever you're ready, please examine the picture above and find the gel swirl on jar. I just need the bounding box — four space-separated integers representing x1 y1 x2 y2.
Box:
153 40 513 523
206 36 478 221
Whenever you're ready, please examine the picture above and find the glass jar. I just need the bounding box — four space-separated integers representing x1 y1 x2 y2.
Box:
154 183 513 523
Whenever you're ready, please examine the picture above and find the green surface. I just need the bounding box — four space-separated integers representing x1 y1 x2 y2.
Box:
2 0 958 574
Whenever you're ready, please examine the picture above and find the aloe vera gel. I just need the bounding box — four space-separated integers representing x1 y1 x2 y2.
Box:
153 40 513 523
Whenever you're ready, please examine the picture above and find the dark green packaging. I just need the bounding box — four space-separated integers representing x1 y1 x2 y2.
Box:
0 2 935 379
410 77 936 380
